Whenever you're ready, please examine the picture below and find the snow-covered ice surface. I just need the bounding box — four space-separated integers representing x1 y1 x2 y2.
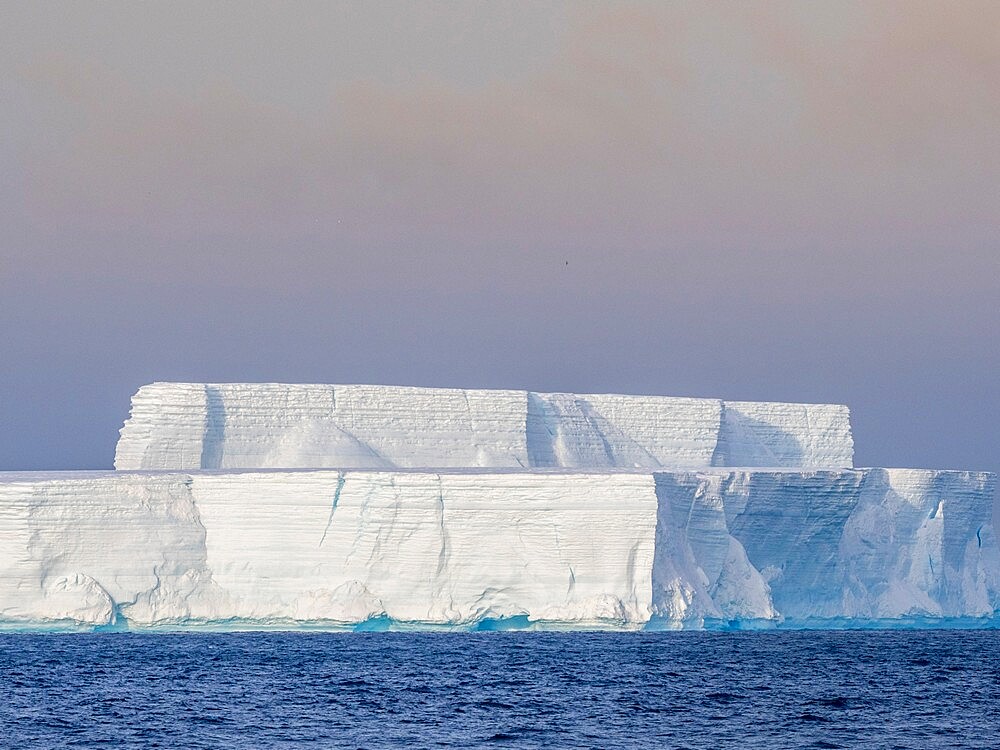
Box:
114 383 855 471
0 468 995 631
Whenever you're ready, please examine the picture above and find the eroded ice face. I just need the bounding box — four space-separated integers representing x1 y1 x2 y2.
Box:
0 467 994 632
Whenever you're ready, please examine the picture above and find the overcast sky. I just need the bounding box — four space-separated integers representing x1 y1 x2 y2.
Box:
1 1 997 477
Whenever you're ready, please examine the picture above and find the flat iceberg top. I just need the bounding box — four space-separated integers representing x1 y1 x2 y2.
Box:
114 382 855 471
0 467 994 632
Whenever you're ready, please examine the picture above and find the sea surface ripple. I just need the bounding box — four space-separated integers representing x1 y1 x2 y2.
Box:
1 630 998 748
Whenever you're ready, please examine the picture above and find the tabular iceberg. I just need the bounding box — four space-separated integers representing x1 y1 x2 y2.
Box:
114 383 855 471
0 381 995 631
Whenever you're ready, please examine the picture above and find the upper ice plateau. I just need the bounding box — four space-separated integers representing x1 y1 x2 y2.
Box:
115 383 854 471
0 382 996 631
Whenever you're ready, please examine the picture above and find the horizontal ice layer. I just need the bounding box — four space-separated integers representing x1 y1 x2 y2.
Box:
0 468 995 631
114 383 855 471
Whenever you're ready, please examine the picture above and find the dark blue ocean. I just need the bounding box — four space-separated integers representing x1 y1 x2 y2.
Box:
1 631 998 749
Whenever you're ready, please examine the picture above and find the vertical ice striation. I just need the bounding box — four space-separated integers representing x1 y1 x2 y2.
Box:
648 469 999 627
651 471 778 626
192 470 659 628
114 383 854 471
837 469 1000 620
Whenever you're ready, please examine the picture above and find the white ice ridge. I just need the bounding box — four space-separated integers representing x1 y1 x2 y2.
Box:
113 383 855 471
0 468 995 631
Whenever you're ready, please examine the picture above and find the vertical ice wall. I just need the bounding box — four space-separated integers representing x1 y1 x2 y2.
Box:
0 470 659 629
649 469 1000 627
0 472 217 628
192 471 657 627
0 468 994 631
712 401 853 468
115 383 529 470
115 383 211 471
114 383 854 471
525 392 721 468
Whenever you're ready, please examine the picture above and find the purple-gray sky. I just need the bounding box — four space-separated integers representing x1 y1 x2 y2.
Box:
2 1 997 477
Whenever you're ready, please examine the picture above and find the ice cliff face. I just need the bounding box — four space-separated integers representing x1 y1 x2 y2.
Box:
0 472 217 628
0 468 994 631
651 468 999 627
0 470 656 630
114 383 855 471
4 380 994 632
